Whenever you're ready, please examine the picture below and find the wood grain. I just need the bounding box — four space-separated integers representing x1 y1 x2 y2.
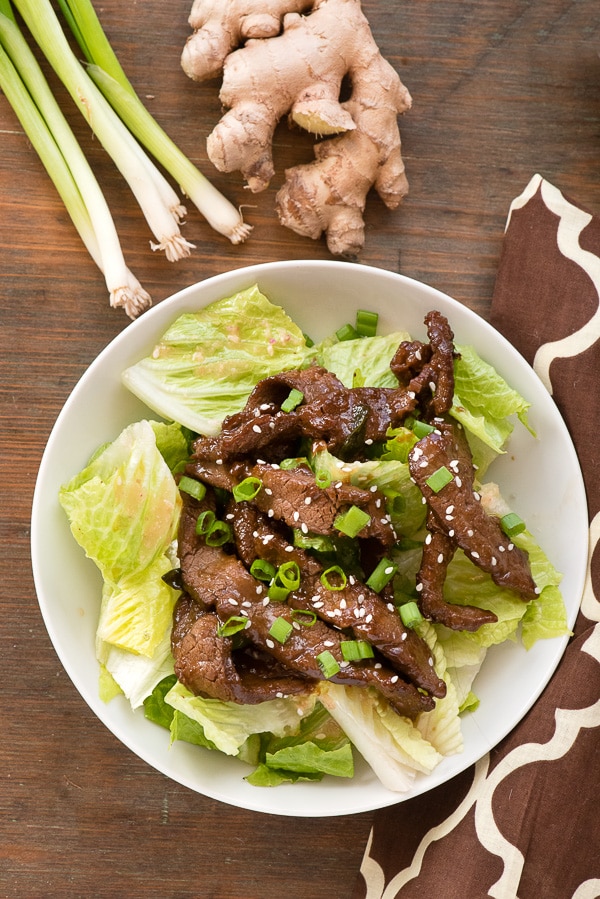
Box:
1 2 599 897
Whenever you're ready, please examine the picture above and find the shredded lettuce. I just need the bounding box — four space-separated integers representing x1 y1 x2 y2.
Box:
315 331 411 388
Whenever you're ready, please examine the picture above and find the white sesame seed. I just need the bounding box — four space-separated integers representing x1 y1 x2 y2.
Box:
416 583 423 592
425 533 432 545
301 523 309 534
455 477 462 488
357 593 365 604
313 601 324 609
304 496 312 505
391 675 399 684
375 662 382 669
340 597 347 609
266 639 275 649
365 438 373 445
401 632 407 641
252 424 262 433
324 640 334 647
228 598 238 606
285 545 294 552
365 613 373 623
437 553 444 564
265 487 273 495
387 603 395 612
449 529 455 537
491 557 497 566
471 551 480 559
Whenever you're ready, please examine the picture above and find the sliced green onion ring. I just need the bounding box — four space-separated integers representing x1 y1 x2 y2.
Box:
268 616 293 644
334 505 371 538
366 557 398 592
340 639 375 661
281 388 304 413
500 511 526 537
195 509 216 535
179 475 206 501
316 650 341 679
250 558 276 582
217 615 248 637
205 519 232 546
355 309 379 337
320 565 347 591
399 601 424 629
232 476 262 502
425 465 454 493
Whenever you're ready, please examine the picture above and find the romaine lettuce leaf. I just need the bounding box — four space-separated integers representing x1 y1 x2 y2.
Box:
318 682 443 792
121 285 315 435
59 420 181 584
163 680 316 757
451 344 534 473
315 331 411 388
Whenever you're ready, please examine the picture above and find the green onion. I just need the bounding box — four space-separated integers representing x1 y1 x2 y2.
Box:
217 616 248 637
268 561 301 601
280 388 304 413
55 0 250 244
399 601 424 628
302 332 314 348
365 557 398 592
0 10 150 317
355 309 379 337
340 640 375 661
336 323 358 342
268 616 293 644
500 512 526 537
425 465 454 493
232 476 262 502
334 505 371 538
291 609 317 626
195 510 216 535
205 519 233 546
250 558 276 582
314 469 332 489
412 419 435 439
316 650 341 679
279 457 305 470
178 476 206 501
320 565 347 591
293 531 334 552
13 0 201 263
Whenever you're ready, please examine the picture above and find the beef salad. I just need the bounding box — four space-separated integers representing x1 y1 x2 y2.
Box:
59 286 567 791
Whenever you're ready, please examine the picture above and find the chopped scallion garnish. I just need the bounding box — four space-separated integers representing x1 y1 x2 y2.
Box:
355 309 379 337
365 557 398 592
500 512 526 537
232 476 262 502
195 510 216 535
217 616 248 637
315 469 332 489
334 505 371 538
179 476 206 501
412 419 435 439
268 616 293 644
291 609 317 626
280 388 304 413
205 519 233 546
336 323 358 342
320 565 347 591
250 558 277 582
399 601 424 628
268 560 301 601
340 640 375 662
425 465 454 493
316 650 341 679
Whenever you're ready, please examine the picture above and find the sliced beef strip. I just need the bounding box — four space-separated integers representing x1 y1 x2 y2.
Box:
177 488 219 608
191 364 419 463
416 519 499 631
391 310 456 418
175 531 433 718
240 461 397 547
172 596 309 703
408 421 538 601
228 501 447 700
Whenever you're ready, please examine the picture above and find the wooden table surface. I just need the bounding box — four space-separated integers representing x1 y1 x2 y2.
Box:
2 2 599 897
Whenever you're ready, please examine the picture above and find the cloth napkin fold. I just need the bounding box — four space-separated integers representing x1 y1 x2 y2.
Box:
352 174 600 899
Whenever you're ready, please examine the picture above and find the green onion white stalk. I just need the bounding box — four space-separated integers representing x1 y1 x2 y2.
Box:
12 0 196 262
0 10 151 317
57 0 252 244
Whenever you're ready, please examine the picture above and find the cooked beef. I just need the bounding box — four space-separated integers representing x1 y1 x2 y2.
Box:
172 510 433 718
238 461 397 547
228 501 446 699
391 310 456 418
191 364 420 463
416 521 499 631
177 489 219 608
172 595 309 702
408 421 538 602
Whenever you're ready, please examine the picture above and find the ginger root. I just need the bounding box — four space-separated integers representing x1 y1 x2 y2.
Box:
182 0 411 256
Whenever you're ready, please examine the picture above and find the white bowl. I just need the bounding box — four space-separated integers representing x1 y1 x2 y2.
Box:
31 260 588 817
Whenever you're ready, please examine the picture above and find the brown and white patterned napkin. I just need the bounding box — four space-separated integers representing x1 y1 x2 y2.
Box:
352 174 600 899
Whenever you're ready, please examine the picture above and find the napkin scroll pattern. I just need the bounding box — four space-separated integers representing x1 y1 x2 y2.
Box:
353 176 600 899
